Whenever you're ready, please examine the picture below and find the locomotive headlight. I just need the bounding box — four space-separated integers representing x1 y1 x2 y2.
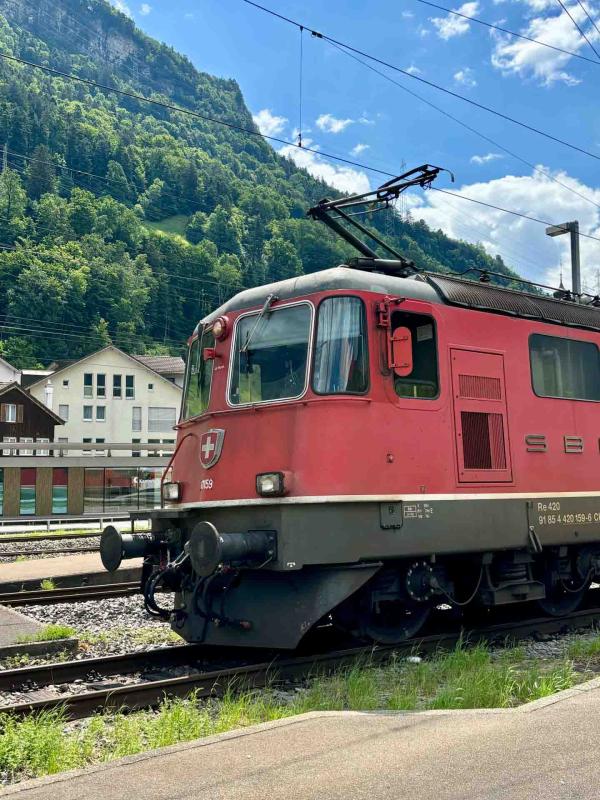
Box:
162 481 181 502
211 315 229 340
256 472 286 497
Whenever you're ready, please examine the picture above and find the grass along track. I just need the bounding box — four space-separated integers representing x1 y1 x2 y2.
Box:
2 604 600 721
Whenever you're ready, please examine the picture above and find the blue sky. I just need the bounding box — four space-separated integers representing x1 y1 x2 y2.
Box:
112 0 600 291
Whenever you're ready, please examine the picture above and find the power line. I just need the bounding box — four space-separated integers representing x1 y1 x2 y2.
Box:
575 0 600 39
414 0 600 65
555 0 600 59
0 51 393 179
329 41 600 212
240 0 600 162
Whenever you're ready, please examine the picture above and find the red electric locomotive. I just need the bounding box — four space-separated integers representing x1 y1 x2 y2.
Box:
101 166 600 648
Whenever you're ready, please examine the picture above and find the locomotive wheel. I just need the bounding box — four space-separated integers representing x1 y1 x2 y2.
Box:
536 565 590 617
357 598 431 644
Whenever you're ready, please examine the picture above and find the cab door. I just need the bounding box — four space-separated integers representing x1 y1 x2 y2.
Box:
451 348 513 483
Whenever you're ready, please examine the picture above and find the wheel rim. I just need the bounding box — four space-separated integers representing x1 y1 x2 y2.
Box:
358 598 431 643
537 572 589 616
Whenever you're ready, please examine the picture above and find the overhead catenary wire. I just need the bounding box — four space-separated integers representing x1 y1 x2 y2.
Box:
413 0 600 66
555 0 600 59
239 0 600 162
328 40 600 212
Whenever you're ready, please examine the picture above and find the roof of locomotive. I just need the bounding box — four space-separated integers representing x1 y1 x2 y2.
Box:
198 266 440 332
198 264 600 334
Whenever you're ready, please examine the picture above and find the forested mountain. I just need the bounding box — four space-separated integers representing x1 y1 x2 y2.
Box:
0 0 519 368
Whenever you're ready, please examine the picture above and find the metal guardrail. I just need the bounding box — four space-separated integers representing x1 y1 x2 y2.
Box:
0 441 175 455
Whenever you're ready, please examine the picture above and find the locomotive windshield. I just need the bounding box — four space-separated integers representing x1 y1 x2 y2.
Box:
182 328 215 419
229 303 311 404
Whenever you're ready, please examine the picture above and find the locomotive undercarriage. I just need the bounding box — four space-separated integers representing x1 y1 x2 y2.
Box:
101 497 600 648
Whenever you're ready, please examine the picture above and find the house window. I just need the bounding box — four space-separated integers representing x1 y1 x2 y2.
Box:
36 438 50 456
148 407 176 433
59 404 69 421
1 403 17 423
57 437 68 456
84 373 93 398
21 437 33 456
126 375 135 399
82 437 93 455
83 405 93 421
96 406 106 422
2 437 16 456
19 468 36 515
52 468 68 514
132 406 142 432
148 383 154 391
113 375 122 398
62 379 69 388
94 438 106 456
132 438 141 458
97 374 106 399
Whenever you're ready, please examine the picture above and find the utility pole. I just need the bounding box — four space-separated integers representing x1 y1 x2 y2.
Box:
546 221 581 298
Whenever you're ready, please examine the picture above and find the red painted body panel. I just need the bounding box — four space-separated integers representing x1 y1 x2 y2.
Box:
172 288 600 502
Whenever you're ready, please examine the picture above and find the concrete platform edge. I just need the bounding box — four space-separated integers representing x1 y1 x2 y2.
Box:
2 673 600 797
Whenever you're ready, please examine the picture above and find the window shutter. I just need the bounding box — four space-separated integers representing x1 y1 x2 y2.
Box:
0 404 5 423
16 405 24 423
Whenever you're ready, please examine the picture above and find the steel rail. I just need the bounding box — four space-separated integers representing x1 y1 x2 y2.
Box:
2 605 600 720
0 533 102 544
0 582 140 606
1 547 99 558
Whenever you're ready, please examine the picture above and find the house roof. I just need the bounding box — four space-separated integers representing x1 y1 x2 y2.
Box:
133 355 185 374
0 382 65 425
27 345 182 392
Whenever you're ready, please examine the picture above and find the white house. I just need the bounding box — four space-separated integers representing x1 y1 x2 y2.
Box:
0 356 20 385
28 346 183 454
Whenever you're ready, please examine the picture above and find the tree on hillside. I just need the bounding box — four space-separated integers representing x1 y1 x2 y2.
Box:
185 211 207 245
25 144 56 200
105 160 133 204
204 204 244 256
262 237 302 282
0 168 28 243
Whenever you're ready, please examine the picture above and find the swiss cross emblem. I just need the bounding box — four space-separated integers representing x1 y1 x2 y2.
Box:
200 429 225 469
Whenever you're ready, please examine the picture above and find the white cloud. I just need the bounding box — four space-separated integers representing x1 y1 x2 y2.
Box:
409 168 600 289
184 12 195 19
431 1 479 40
252 108 288 137
108 0 132 16
351 143 370 156
454 67 477 86
406 64 422 75
278 139 370 194
402 10 415 17
470 152 503 164
491 4 591 85
316 114 354 134
140 3 151 14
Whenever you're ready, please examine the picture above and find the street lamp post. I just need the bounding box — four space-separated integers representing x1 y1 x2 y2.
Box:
546 221 581 298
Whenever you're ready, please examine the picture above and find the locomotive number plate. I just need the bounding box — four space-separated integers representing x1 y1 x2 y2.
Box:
528 498 600 529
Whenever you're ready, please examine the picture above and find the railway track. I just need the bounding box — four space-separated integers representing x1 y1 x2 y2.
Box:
0 582 140 606
1 605 599 721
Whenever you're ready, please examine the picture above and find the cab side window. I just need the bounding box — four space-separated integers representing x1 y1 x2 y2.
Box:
391 311 438 399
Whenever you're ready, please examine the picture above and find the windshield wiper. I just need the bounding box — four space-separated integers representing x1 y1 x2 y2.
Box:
240 293 278 354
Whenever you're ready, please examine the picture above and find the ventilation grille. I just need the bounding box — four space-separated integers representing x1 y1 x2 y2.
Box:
461 411 507 470
458 374 502 401
429 274 600 332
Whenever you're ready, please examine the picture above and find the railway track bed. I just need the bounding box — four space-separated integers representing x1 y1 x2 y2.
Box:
0 582 140 606
2 604 600 721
